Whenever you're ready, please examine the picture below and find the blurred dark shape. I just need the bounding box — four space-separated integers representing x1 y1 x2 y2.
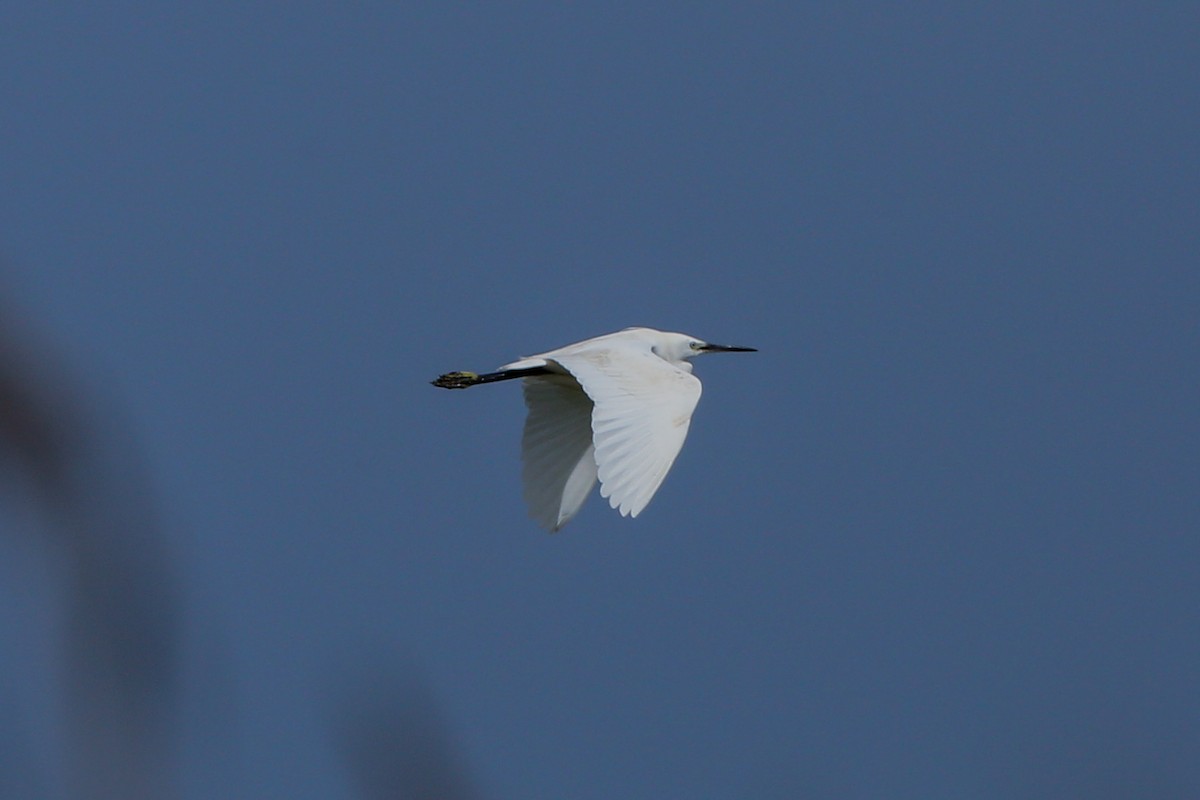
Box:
331 661 480 800
59 468 179 800
0 299 180 800
0 314 72 496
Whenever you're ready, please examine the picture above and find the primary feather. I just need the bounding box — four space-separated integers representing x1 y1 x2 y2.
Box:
520 374 598 531
550 350 700 518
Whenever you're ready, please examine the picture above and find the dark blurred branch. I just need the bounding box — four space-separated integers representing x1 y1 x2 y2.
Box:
331 662 480 800
0 301 179 800
0 319 72 495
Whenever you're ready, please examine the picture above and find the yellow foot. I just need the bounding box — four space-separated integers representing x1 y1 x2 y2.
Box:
431 371 480 389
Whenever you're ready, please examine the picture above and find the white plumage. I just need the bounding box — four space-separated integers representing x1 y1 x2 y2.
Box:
433 327 755 531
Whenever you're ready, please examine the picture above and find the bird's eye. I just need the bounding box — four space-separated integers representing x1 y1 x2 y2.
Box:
689 341 702 350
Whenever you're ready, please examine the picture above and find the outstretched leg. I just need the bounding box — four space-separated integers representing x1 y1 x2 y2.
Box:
431 365 554 389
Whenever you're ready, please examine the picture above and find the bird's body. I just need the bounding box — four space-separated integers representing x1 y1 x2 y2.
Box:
432 327 755 531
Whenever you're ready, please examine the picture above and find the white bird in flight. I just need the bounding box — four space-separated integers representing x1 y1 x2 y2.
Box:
432 327 756 531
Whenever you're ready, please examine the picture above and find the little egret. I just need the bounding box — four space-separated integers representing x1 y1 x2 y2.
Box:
432 327 756 531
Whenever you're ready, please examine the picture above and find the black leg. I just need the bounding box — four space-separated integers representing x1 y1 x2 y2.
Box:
431 365 554 389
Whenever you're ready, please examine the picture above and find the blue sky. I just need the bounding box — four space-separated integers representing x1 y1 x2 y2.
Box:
1 4 1198 798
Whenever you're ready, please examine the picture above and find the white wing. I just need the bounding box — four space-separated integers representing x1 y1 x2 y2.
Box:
551 350 701 518
520 374 598 531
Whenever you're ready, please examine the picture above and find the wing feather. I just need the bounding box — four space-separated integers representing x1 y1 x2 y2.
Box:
520 374 598 531
551 350 701 518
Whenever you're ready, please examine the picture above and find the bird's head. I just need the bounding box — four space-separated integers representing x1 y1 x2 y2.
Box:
644 330 757 365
